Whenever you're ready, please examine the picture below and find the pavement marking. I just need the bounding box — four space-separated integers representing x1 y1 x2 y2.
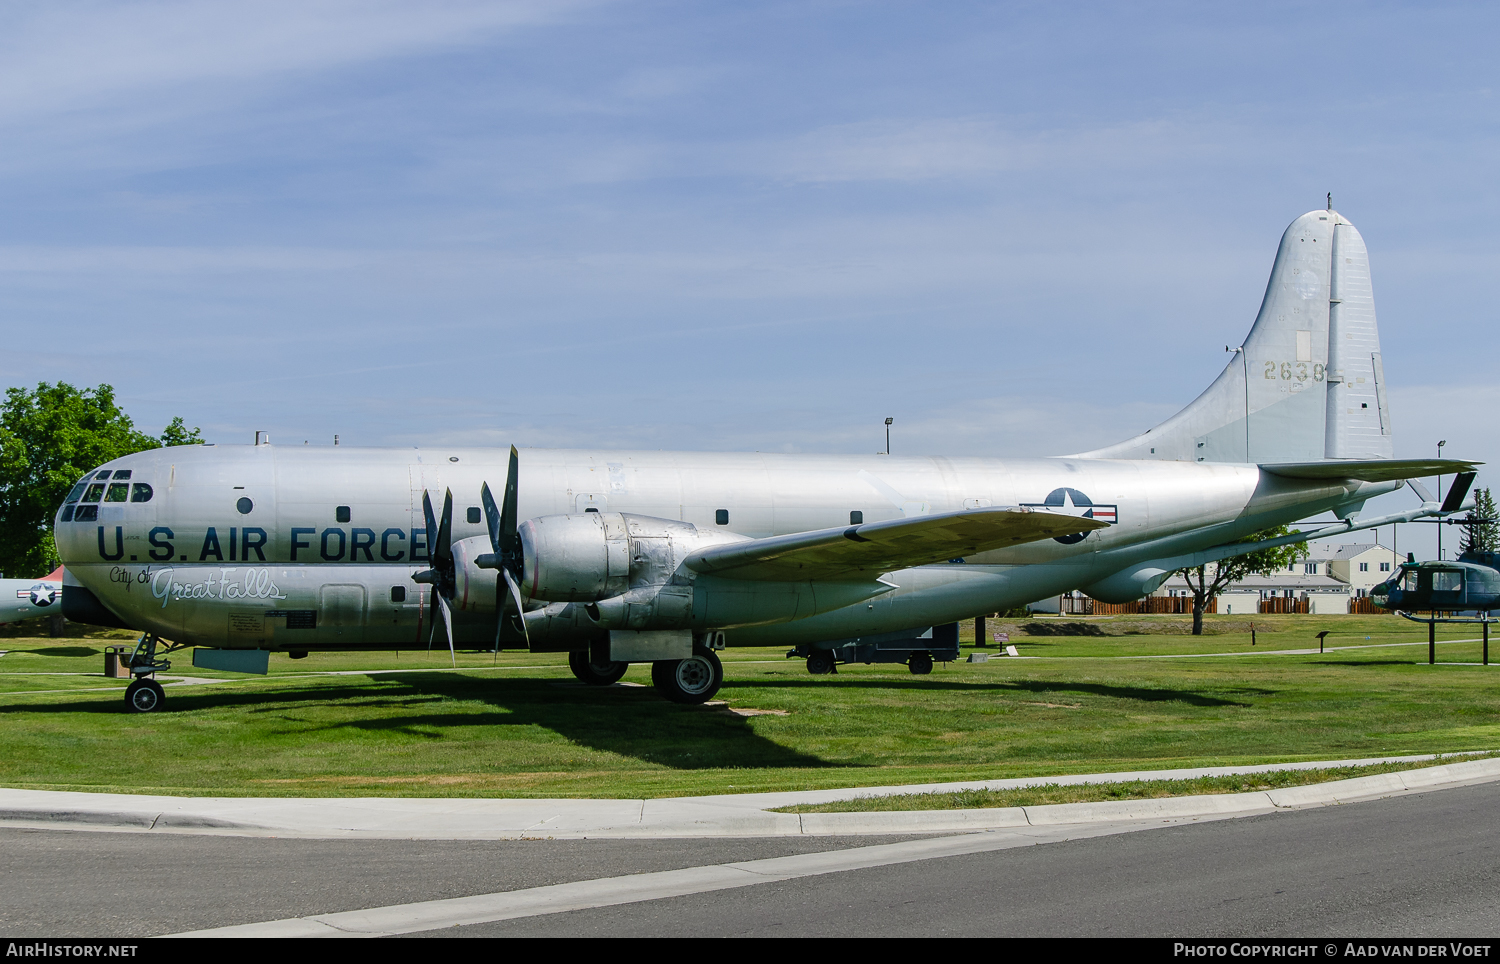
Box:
164 820 1171 938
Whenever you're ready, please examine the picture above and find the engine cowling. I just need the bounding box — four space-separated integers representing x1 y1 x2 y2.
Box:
518 512 745 602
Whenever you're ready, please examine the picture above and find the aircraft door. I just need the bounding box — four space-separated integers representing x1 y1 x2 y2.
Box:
319 583 367 644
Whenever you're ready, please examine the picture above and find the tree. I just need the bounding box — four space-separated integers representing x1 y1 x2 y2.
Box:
1459 487 1498 556
1175 525 1310 635
0 383 204 577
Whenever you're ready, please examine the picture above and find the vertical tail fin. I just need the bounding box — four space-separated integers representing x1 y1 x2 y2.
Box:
1074 208 1393 463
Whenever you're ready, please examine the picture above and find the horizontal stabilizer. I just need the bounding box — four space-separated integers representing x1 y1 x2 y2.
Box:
685 507 1109 582
1260 458 1482 484
1443 471 1478 512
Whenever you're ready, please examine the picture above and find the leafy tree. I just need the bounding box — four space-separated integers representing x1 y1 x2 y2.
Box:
1174 525 1310 635
1459 487 1498 556
0 383 203 577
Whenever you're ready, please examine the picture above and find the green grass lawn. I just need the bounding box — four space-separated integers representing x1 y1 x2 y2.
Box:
0 613 1496 799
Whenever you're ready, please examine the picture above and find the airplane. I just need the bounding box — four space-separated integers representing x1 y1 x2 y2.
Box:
52 205 1481 713
0 566 64 624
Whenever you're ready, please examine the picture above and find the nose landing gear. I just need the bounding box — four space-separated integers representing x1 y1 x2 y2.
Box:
121 633 180 713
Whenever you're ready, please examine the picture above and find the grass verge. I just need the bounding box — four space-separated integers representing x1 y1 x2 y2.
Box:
771 755 1496 812
0 616 1496 799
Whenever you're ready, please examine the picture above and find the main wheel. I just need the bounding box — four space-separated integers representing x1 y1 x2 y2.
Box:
124 678 165 713
568 649 628 686
908 652 934 675
651 647 724 704
805 650 836 675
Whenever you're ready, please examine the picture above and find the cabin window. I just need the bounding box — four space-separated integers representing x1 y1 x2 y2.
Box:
1433 571 1463 592
390 586 406 603
467 507 481 524
64 483 87 504
715 509 729 525
82 484 105 503
235 496 252 513
850 510 863 524
104 483 129 502
112 469 132 479
336 506 351 523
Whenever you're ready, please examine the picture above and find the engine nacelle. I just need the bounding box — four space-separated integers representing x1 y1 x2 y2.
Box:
519 512 746 603
1081 563 1174 604
452 535 499 612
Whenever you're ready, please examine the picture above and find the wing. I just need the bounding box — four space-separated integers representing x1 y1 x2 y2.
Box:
685 507 1110 582
1259 458 1481 483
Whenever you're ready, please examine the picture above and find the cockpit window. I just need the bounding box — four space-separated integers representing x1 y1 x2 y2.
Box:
131 483 153 503
112 469 132 479
1402 569 1418 591
104 483 129 502
64 483 88 504
82 483 105 503
94 470 112 480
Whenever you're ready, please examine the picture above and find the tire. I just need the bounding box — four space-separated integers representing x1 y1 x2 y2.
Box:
568 649 628 686
805 650 836 675
125 678 165 713
908 652 934 675
651 647 724 704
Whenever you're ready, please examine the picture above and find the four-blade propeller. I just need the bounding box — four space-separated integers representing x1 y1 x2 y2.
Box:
412 446 528 664
412 487 457 666
476 446 529 650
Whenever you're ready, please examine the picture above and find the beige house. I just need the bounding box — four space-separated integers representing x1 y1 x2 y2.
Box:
1155 543 1397 615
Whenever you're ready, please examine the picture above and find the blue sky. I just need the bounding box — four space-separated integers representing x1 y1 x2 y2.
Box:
3 1 1497 554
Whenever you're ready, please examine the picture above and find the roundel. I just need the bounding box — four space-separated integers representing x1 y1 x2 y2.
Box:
29 584 58 607
1039 487 1097 545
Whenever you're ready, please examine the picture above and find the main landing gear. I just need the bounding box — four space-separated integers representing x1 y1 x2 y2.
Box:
651 646 724 704
568 650 629 686
122 633 179 713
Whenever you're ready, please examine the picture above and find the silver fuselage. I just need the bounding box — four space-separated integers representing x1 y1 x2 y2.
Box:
56 443 1392 651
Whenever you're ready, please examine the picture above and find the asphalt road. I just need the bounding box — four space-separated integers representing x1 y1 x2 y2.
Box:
3 783 1497 938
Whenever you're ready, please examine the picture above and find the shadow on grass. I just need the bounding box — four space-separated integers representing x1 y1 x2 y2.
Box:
1020 622 1111 637
0 675 836 771
734 677 1259 707
14 646 101 658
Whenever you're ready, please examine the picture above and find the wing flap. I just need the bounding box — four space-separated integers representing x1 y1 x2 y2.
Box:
685 507 1109 581
1260 458 1482 483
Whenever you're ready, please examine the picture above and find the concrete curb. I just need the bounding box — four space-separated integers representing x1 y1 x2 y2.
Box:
1 757 1495 840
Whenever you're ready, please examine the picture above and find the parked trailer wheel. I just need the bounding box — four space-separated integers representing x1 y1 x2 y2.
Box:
652 647 723 704
124 678 165 713
568 650 628 686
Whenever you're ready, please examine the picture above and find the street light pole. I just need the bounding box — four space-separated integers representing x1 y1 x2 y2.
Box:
885 417 893 455
1438 440 1447 559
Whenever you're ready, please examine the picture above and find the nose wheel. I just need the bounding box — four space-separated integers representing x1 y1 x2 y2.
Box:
125 678 165 713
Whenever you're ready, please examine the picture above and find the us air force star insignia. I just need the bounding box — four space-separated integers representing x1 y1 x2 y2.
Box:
1019 487 1118 544
27 585 57 606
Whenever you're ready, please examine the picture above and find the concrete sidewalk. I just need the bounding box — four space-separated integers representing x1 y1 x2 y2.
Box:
2 754 1495 840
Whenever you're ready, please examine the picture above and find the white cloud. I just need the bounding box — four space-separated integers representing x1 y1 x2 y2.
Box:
0 1 581 125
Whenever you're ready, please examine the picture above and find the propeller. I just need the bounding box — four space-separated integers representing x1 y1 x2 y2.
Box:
411 487 457 667
476 446 529 650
